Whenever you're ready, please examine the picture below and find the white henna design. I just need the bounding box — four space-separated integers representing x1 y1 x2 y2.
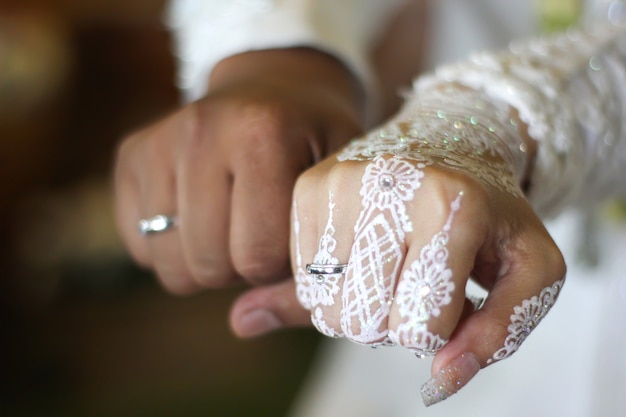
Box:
487 278 565 364
341 212 403 343
399 194 460 320
341 156 423 344
338 86 529 197
334 88 526 346
389 193 463 355
388 326 448 358
361 156 424 212
295 193 346 336
293 199 311 310
309 192 343 308
312 307 341 338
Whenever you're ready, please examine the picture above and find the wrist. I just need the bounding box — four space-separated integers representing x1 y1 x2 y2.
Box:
209 48 365 122
413 83 536 192
337 85 530 198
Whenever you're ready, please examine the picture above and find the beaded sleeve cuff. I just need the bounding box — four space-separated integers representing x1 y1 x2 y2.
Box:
415 18 626 218
339 85 529 198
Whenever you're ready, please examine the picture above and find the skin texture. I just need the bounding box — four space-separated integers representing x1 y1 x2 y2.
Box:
114 0 429 331
115 0 565 390
284 88 564 395
113 1 568 400
290 146 566 383
114 48 364 295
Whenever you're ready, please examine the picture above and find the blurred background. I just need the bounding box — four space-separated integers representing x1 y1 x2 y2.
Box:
0 1 320 416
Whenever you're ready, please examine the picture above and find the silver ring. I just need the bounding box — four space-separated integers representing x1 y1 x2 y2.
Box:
468 295 486 311
306 263 348 275
138 214 177 236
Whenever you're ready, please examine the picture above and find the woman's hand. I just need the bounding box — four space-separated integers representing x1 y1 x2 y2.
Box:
290 90 566 405
114 48 363 295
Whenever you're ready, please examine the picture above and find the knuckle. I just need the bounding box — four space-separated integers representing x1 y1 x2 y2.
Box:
154 265 197 295
311 309 343 337
125 242 152 270
293 171 319 203
115 134 134 162
525 234 567 284
488 322 514 355
238 128 289 169
545 242 567 280
178 102 210 157
136 128 172 168
474 310 514 358
232 246 290 284
114 131 144 174
180 100 291 165
343 331 380 345
117 128 144 153
387 318 449 354
340 316 386 345
233 102 290 151
187 255 236 288
325 160 366 198
159 278 197 296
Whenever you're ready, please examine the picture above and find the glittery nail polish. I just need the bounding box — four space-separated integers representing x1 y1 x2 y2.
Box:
420 353 480 407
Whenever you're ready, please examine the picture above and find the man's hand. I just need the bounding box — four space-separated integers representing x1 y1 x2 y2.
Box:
114 48 364 296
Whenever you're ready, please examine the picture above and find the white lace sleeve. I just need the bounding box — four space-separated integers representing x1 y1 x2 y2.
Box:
166 0 407 102
415 14 626 218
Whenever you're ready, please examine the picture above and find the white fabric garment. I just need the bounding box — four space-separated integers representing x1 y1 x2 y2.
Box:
166 0 626 415
418 14 626 217
287 2 626 416
166 0 407 103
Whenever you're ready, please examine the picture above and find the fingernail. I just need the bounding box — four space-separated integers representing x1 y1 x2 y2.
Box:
237 309 282 338
420 353 480 407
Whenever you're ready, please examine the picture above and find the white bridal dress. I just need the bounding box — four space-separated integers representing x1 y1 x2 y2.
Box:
167 0 626 415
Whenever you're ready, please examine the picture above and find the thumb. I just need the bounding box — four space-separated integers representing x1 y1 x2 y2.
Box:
229 278 312 338
419 238 566 407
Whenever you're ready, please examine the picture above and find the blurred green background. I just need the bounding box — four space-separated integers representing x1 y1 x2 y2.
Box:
0 1 320 415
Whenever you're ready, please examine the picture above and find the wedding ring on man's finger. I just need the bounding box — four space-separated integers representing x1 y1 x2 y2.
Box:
138 214 177 236
306 263 348 275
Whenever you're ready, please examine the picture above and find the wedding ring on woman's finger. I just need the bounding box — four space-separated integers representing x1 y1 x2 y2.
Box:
468 295 486 311
138 214 177 236
306 263 348 275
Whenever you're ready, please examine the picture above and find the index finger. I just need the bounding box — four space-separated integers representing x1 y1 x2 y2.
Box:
420 214 566 406
228 109 313 284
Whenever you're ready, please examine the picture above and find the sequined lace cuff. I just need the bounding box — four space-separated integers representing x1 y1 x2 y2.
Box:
414 19 626 218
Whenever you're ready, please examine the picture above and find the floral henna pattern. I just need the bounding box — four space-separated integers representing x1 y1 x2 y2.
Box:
332 88 527 347
398 195 460 321
295 193 346 336
361 157 424 212
389 327 448 358
389 194 462 355
338 86 529 197
487 278 565 364
341 156 423 344
332 88 531 349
